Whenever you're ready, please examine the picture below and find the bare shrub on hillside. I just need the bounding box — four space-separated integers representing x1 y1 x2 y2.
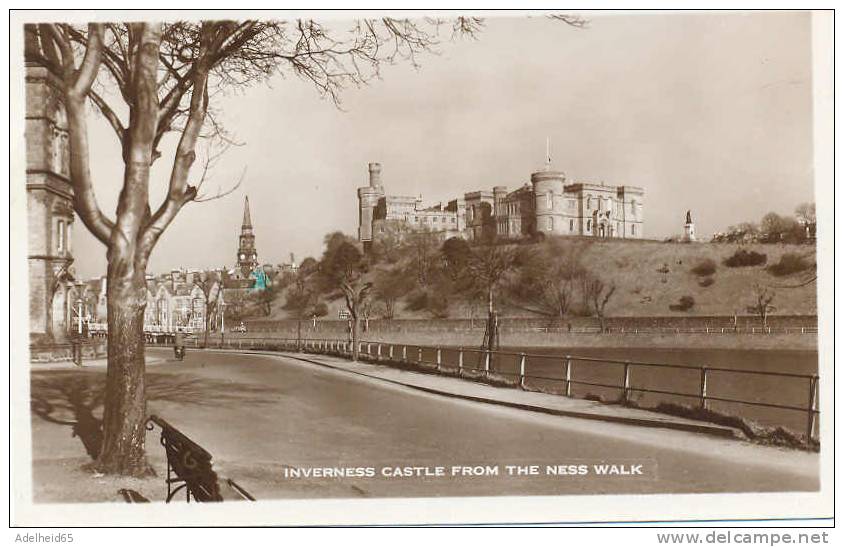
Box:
690 258 717 277
669 295 695 312
724 249 767 267
766 252 815 277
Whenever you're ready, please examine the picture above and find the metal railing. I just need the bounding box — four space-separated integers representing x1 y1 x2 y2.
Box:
534 326 818 335
170 336 820 447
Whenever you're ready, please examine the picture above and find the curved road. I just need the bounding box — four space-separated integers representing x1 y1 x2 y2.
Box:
139 348 818 499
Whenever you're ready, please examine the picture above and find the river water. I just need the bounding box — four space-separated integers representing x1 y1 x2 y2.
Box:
412 345 819 436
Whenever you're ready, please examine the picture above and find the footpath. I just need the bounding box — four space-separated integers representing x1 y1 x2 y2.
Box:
30 356 166 371
224 349 744 440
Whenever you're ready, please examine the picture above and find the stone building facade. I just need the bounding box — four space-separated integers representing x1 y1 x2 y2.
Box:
25 31 76 344
357 162 645 246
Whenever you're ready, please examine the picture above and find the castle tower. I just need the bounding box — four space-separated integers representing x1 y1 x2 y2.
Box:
357 162 384 248
25 25 76 343
531 170 566 234
237 196 258 277
683 210 696 242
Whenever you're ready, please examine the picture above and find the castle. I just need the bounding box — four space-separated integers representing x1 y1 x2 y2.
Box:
358 161 644 247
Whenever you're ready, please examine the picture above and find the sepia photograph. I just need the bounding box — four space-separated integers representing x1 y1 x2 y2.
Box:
8 8 834 528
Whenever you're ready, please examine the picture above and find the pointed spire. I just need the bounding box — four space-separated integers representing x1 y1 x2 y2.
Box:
242 195 252 228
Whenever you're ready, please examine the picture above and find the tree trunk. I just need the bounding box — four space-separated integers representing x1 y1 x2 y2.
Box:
94 263 152 476
351 317 360 361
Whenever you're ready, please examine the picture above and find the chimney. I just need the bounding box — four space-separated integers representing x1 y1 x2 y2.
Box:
368 163 382 188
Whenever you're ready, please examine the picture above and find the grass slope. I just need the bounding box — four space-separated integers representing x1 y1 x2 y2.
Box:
263 240 817 320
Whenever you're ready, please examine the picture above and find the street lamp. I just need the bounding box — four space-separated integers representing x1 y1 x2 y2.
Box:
74 298 84 336
220 299 227 347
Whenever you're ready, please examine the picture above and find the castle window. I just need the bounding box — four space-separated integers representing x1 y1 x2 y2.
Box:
587 219 592 232
546 193 552 209
57 220 65 253
569 219 574 232
632 224 637 236
587 196 592 210
547 217 553 231
66 223 72 253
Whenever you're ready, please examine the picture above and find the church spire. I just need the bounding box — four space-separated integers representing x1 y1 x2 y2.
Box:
242 195 252 228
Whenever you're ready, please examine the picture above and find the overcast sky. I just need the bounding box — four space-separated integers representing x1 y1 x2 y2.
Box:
72 11 814 280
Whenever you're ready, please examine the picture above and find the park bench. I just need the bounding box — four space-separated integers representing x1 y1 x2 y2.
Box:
120 414 255 503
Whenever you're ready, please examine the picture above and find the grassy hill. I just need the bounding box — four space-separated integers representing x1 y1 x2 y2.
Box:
262 239 816 321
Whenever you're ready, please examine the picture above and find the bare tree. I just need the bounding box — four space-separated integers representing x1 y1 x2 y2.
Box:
748 282 776 327
464 242 520 351
372 266 411 320
408 230 441 288
196 271 220 347
510 239 587 319
283 269 322 350
318 234 372 361
25 17 489 475
582 274 616 333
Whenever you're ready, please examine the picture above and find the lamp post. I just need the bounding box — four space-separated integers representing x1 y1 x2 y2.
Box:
219 296 227 348
71 298 84 366
74 298 84 335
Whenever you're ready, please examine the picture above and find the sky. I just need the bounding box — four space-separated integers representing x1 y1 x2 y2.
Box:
72 11 815 280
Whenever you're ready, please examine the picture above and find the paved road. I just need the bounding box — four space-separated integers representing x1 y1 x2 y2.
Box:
81 349 824 498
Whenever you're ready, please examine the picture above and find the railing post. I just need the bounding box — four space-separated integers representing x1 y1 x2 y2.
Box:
377 343 382 359
402 345 407 361
484 351 490 375
389 345 394 360
436 347 442 371
518 353 527 390
807 375 819 447
622 361 631 404
458 347 464 373
699 367 709 410
417 347 423 364
564 356 572 397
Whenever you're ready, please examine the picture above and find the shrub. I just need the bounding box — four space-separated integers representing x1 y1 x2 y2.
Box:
669 295 695 312
724 249 767 267
690 258 717 277
698 277 715 288
405 290 430 312
767 253 815 277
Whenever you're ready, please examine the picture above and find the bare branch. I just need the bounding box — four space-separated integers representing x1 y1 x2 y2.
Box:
548 14 590 28
192 166 245 203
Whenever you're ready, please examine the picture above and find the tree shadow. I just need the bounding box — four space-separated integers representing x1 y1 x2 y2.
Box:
30 369 282 461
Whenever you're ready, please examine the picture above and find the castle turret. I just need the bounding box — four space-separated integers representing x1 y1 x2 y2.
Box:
357 162 385 245
531 170 566 234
